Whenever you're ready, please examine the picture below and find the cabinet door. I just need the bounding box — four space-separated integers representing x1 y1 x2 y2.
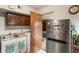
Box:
6 13 30 26
19 15 30 26
24 16 30 26
7 13 19 26
43 20 46 31
19 15 25 26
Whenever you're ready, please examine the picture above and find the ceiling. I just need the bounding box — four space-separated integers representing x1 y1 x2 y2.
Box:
28 5 48 10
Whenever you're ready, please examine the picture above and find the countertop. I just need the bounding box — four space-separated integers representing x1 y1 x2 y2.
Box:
0 31 30 41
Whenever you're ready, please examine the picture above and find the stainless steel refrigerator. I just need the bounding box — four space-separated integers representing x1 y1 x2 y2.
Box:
46 19 71 53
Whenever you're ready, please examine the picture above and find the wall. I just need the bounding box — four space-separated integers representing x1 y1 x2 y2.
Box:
69 13 79 34
38 5 79 34
0 5 38 35
38 5 70 20
0 5 38 15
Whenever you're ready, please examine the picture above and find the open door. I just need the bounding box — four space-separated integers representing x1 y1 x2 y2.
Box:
30 12 43 53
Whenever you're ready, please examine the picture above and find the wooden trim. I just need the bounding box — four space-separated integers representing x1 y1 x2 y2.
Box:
30 12 43 53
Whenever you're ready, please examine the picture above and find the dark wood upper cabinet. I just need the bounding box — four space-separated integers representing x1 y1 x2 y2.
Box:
19 15 26 26
6 13 19 26
6 12 30 26
25 16 30 25
19 15 30 26
42 20 46 31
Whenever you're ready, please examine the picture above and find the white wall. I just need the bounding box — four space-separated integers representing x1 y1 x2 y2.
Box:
0 5 38 15
69 13 79 34
0 12 5 32
38 5 71 20
38 5 79 34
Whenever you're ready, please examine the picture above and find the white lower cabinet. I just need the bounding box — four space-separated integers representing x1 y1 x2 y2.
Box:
17 37 27 53
1 37 27 53
1 38 18 53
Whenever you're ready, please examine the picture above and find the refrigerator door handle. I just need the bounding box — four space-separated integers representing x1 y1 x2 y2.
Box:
47 38 68 44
